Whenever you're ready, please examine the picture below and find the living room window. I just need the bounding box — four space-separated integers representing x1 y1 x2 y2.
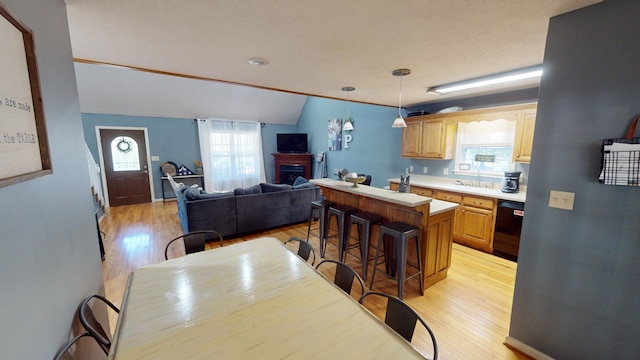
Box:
197 119 266 191
454 119 515 177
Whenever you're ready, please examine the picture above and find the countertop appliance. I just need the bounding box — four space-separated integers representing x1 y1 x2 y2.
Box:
501 171 521 193
493 200 524 262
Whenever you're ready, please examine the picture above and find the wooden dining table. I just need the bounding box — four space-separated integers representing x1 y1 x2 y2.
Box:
108 237 427 359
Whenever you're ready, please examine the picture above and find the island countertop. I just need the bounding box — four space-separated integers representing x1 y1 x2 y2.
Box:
310 178 431 207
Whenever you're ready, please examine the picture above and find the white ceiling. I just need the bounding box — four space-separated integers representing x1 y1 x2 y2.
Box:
65 0 601 124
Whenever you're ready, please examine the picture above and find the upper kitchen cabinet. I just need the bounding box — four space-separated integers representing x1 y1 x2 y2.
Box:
512 108 537 163
401 119 422 157
402 103 537 162
401 115 456 159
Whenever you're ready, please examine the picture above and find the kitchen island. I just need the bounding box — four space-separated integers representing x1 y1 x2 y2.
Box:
310 178 458 290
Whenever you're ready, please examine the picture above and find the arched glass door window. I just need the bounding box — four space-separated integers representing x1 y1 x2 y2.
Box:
111 136 140 171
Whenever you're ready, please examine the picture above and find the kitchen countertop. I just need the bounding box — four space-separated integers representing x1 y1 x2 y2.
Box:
388 175 526 203
310 178 431 207
429 199 460 215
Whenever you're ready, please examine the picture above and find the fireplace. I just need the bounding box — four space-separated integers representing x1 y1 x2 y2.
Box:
280 165 305 185
273 153 312 184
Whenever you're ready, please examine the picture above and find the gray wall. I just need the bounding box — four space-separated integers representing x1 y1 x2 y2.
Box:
0 1 104 358
510 1 640 358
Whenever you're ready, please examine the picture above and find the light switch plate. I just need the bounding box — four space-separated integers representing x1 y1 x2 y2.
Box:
549 190 575 210
151 156 160 161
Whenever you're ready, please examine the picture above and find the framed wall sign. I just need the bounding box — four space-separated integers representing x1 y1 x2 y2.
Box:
328 118 342 151
0 5 51 189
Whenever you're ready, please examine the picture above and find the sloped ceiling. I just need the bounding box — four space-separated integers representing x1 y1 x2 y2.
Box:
66 0 601 124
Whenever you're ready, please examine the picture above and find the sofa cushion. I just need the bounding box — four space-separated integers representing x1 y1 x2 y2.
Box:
233 184 263 195
195 191 234 200
293 182 316 190
260 183 292 193
292 176 308 187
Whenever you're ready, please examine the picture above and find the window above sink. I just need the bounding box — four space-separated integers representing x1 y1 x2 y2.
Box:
454 119 516 177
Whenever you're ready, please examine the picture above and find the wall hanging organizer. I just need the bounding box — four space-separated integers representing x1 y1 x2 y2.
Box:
599 115 640 186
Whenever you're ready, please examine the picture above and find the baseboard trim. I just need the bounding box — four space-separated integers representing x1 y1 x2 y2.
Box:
504 336 554 360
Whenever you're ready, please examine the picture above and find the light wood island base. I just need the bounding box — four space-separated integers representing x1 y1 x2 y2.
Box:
310 179 457 290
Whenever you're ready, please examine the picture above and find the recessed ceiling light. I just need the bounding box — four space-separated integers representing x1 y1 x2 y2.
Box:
248 57 269 66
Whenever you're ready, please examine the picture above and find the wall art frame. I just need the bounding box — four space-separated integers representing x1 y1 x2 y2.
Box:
0 4 51 189
328 118 342 151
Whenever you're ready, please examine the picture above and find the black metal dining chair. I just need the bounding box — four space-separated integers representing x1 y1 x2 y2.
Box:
359 291 438 360
164 230 224 260
284 237 316 265
79 294 120 355
315 259 365 299
53 332 103 360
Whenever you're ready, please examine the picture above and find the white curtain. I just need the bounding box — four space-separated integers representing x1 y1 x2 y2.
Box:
197 119 266 192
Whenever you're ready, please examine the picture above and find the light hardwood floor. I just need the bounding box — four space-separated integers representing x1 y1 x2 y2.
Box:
99 201 530 360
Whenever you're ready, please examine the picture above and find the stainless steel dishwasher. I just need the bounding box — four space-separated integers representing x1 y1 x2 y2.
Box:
493 200 524 262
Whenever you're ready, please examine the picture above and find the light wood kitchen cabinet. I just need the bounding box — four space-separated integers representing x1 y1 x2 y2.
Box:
389 183 434 197
435 191 463 239
513 109 536 163
410 185 433 197
390 181 500 253
458 196 496 253
434 190 496 253
401 116 456 159
401 120 422 157
424 210 454 283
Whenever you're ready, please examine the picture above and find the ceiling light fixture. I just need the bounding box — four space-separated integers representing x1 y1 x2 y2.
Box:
342 86 355 131
426 65 543 95
392 68 411 128
248 57 269 66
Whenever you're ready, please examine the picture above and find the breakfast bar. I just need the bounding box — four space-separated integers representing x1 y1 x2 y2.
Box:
310 178 458 289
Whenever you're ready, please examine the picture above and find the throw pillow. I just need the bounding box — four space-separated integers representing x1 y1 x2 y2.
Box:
233 188 246 196
184 187 201 200
292 176 308 187
260 183 292 193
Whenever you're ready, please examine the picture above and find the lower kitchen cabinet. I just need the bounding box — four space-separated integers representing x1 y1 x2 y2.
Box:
434 189 496 253
424 210 454 283
389 182 498 253
458 205 494 253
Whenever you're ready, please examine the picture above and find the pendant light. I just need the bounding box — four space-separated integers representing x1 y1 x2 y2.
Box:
342 86 355 131
391 68 411 128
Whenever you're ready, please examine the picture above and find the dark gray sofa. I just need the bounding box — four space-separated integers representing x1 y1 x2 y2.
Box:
176 182 319 238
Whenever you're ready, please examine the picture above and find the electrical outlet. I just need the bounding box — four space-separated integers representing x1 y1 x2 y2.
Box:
548 190 575 210
151 156 160 161
443 168 448 175
409 165 414 172
423 166 428 174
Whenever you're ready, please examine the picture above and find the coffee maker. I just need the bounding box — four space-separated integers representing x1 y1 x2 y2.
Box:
501 171 521 193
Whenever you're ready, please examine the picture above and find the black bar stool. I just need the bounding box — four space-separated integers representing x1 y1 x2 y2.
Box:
344 212 383 282
369 221 424 299
325 205 357 258
307 200 336 255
